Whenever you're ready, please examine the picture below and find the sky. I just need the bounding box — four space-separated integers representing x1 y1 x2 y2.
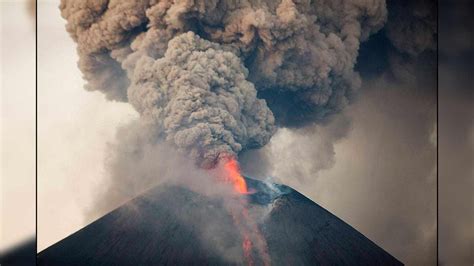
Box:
37 0 137 251
33 0 470 265
0 0 35 252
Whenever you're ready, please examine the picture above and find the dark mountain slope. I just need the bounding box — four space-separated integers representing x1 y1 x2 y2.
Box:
38 177 402 265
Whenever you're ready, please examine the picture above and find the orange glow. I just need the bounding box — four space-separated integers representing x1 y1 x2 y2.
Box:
215 155 270 265
222 157 248 194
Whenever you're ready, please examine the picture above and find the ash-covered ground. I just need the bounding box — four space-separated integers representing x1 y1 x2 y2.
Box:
38 177 402 265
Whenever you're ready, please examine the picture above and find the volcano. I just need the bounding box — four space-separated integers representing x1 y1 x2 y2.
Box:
37 177 402 265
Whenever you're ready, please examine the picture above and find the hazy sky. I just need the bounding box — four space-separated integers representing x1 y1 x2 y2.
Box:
0 0 35 251
37 0 137 251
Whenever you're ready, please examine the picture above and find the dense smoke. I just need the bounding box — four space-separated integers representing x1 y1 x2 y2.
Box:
241 0 437 188
60 0 387 167
128 32 275 166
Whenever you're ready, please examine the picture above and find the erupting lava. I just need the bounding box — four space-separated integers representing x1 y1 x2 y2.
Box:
216 155 270 266
222 157 248 194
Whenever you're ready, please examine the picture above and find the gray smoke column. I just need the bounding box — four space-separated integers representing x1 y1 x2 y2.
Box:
60 0 386 166
128 32 275 166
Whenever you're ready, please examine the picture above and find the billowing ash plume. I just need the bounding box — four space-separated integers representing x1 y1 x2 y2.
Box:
60 0 386 165
128 32 275 166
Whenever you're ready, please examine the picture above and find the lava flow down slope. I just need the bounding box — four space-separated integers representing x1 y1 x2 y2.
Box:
38 174 403 265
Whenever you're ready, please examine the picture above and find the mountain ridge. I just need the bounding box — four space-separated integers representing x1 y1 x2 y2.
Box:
38 177 403 265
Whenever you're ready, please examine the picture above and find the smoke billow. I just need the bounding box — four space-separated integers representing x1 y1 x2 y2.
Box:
128 32 275 166
60 0 387 168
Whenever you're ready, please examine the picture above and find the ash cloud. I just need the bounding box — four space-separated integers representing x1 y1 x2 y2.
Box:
60 0 388 163
59 0 388 223
244 0 438 187
128 32 275 166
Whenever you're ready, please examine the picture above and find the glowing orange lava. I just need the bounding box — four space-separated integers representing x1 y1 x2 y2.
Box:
222 157 248 194
216 155 270 266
